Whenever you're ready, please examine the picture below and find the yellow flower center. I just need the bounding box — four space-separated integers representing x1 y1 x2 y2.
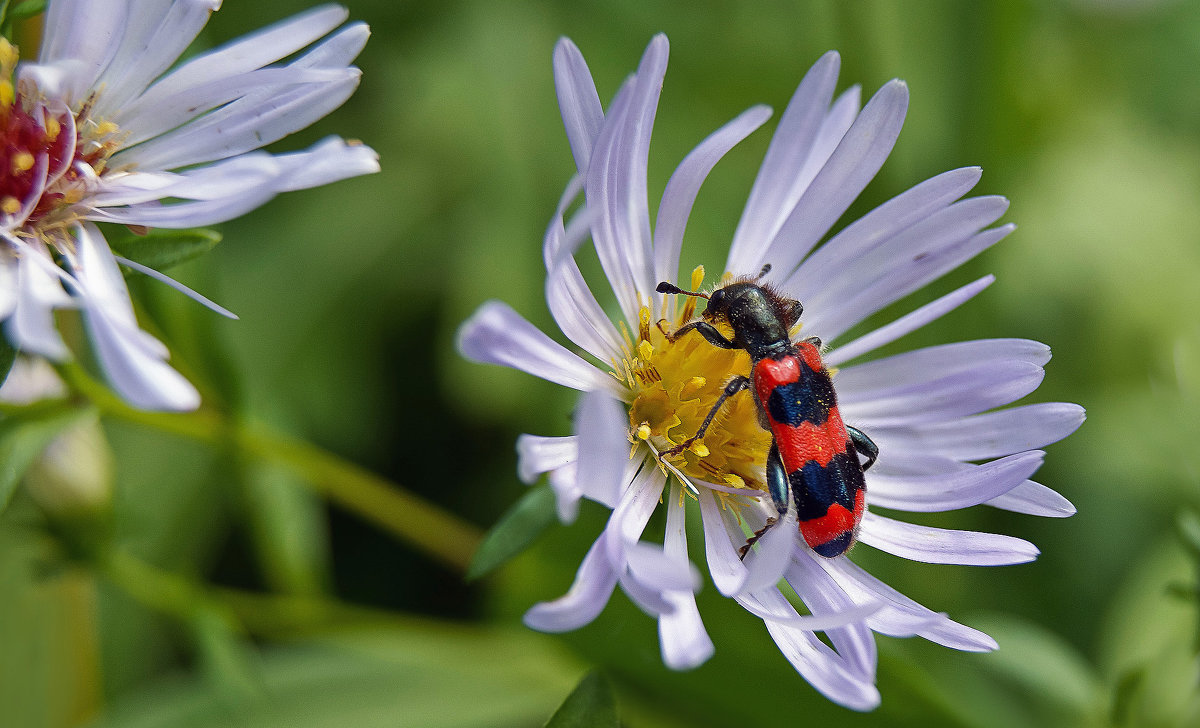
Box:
614 266 773 500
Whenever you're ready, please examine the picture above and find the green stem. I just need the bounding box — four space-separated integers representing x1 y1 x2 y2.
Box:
98 546 412 636
60 363 482 573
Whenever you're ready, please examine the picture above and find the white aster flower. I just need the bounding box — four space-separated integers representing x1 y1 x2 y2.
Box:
0 1 379 410
458 35 1084 710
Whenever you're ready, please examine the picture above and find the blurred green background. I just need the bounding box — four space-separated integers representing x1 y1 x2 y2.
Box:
3 0 1200 726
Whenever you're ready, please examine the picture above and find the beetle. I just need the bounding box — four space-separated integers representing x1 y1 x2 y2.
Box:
656 265 878 558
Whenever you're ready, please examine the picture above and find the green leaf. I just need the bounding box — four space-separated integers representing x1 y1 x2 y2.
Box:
544 671 619 728
7 0 44 20
239 459 332 596
87 623 581 728
466 485 556 581
0 401 91 513
109 228 222 272
0 338 16 389
189 609 264 707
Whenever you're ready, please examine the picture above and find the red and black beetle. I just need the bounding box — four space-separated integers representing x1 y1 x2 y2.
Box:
657 265 878 558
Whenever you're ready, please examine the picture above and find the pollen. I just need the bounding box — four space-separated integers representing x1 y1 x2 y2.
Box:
616 271 772 506
11 151 33 173
0 42 120 231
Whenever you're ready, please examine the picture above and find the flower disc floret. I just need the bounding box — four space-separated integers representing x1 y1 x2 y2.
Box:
620 268 771 499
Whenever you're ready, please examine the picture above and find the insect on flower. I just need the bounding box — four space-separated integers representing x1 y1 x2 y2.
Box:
657 264 878 559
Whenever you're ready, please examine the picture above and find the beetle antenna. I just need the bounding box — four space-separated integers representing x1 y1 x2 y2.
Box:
753 263 772 281
656 281 709 299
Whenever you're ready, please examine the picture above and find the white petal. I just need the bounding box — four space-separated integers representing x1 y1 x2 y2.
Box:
544 178 624 362
837 340 1051 427
659 590 714 670
696 486 751 596
585 35 668 323
625 539 697 593
70 224 199 411
653 105 772 285
736 589 882 630
985 479 1077 517
825 275 994 367
789 166 983 301
820 556 998 651
37 0 126 101
118 66 354 148
8 247 71 359
515 434 577 484
839 338 1051 393
574 390 631 508
524 532 619 632
457 301 619 394
839 360 1044 426
858 512 1039 566
553 38 604 174
0 256 16 320
265 137 380 191
604 464 667 567
121 4 349 114
82 302 201 411
788 551 877 679
801 197 1012 343
90 0 222 119
866 451 1045 513
113 69 362 170
619 568 675 617
757 80 909 280
738 510 796 595
548 462 581 524
727 51 841 273
637 495 707 663
872 402 1086 461
760 593 881 711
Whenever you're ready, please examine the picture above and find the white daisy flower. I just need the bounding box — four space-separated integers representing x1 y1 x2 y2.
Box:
458 35 1084 710
0 1 379 410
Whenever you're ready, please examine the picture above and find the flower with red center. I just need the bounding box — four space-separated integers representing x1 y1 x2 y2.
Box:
0 1 379 410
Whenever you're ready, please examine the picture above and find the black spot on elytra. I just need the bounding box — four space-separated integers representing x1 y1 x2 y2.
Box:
767 360 834 426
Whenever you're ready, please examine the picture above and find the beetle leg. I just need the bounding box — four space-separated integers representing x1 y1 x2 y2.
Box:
669 320 738 349
847 425 879 471
738 517 778 560
659 376 749 458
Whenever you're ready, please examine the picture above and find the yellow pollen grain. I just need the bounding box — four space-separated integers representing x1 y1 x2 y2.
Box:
638 305 652 342
689 264 705 291
635 423 651 440
95 121 119 136
45 117 61 140
11 151 33 173
637 339 654 362
724 473 746 488
1 196 21 214
689 441 710 457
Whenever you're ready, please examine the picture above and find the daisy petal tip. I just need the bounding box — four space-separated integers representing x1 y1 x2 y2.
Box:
816 49 841 68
